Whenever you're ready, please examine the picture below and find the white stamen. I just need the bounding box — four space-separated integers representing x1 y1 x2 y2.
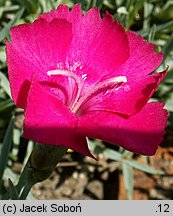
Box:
82 73 88 80
48 69 127 115
47 69 82 108
72 76 127 113
48 69 69 76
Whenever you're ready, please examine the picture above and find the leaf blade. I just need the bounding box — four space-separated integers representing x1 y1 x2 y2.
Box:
124 159 164 175
0 117 14 189
0 8 24 43
122 163 134 200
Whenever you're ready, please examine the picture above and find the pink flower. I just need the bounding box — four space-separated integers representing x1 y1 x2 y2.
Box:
6 4 168 157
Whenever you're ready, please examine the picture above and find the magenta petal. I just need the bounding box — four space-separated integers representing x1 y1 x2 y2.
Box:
68 8 129 80
6 18 72 108
39 4 81 22
85 69 167 115
40 5 129 83
78 102 168 156
6 4 168 158
39 5 70 21
112 30 163 78
23 78 92 157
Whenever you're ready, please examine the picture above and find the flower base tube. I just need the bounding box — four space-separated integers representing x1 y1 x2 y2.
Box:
27 143 67 183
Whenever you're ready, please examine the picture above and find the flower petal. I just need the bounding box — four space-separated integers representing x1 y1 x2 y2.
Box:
40 5 129 84
49 6 165 116
39 4 81 23
108 30 163 79
23 77 92 157
6 18 72 108
70 9 129 73
78 102 168 155
83 69 167 115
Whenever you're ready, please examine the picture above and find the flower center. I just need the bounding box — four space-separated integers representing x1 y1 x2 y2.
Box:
47 69 127 115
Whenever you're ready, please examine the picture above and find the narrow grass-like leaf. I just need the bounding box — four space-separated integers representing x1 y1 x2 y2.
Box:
0 5 20 18
122 149 133 158
125 0 145 29
3 168 18 183
0 46 6 64
148 24 156 43
89 141 163 175
0 0 6 6
103 148 123 161
103 0 115 9
0 8 24 43
8 179 19 200
96 0 103 8
141 156 149 164
19 183 33 200
1 5 20 12
138 19 173 37
143 2 153 31
48 0 55 9
86 0 97 10
0 71 11 98
23 141 34 165
124 159 164 175
16 0 39 14
165 99 173 112
38 0 54 13
0 118 14 189
162 32 173 61
122 163 134 200
26 191 37 200
0 99 14 112
88 140 123 161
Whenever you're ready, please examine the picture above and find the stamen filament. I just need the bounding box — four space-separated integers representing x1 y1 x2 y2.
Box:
47 69 82 108
48 70 127 115
72 76 127 114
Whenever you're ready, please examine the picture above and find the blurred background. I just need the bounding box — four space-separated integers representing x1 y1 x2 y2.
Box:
0 0 173 200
